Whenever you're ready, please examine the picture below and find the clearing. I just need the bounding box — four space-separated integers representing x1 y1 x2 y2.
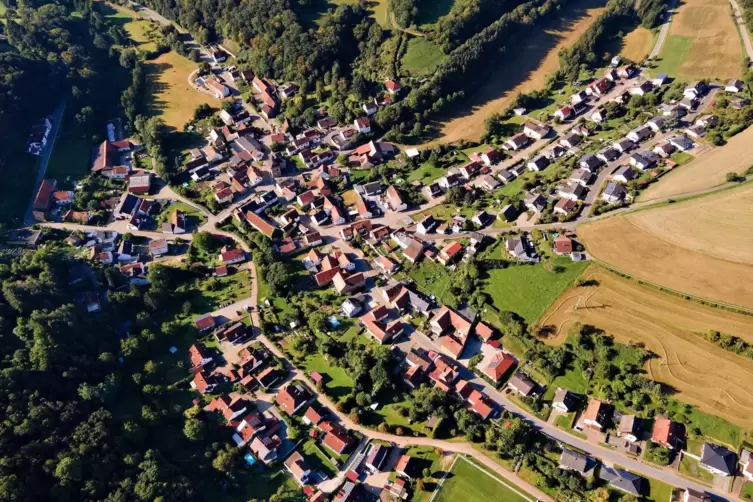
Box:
653 0 741 79
297 0 389 27
640 126 753 201
425 0 606 145
539 267 753 428
619 25 654 62
401 37 447 77
578 188 753 310
482 258 589 324
433 455 534 502
627 184 753 265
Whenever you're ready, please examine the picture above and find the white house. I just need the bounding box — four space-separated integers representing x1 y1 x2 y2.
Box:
613 165 636 183
354 117 371 134
726 79 744 93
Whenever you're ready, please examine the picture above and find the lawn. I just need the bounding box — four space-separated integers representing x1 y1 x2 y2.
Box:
644 475 676 502
303 353 354 401
405 259 457 305
0 152 39 227
410 203 475 222
302 440 337 477
46 113 94 184
157 201 207 228
401 37 447 76
482 258 589 324
670 151 694 166
741 482 753 499
547 367 589 395
679 454 714 484
433 455 534 502
194 271 253 312
666 400 741 447
651 35 693 78
405 162 446 184
554 413 575 430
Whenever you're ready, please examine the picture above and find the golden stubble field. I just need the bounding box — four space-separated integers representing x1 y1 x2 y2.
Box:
424 0 606 145
669 0 741 79
641 126 753 201
540 268 753 427
619 26 653 62
629 184 753 265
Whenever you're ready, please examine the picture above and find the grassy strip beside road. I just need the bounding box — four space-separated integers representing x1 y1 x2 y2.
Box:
432 455 534 502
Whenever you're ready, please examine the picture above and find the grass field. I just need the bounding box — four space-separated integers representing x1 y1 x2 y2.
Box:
482 258 589 323
619 25 654 62
539 267 753 429
401 37 447 76
297 0 389 27
578 189 753 311
644 475 677 502
641 126 753 201
46 113 91 182
406 162 446 184
406 259 458 306
304 353 354 401
425 0 607 145
742 481 753 499
433 456 534 502
627 184 753 265
653 0 742 79
157 201 207 229
679 455 714 483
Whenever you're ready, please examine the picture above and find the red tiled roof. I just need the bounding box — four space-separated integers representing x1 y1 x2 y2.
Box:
484 351 515 381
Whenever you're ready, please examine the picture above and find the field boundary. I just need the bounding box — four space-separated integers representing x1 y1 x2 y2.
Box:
429 455 536 502
591 260 753 316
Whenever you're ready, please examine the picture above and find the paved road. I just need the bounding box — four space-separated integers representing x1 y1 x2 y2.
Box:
649 0 678 59
729 0 753 62
24 102 65 226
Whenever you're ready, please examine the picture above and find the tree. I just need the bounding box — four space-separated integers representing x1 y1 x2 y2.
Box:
183 418 206 441
265 262 291 295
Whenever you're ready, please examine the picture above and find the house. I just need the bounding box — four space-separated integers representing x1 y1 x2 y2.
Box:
483 351 516 382
33 179 56 211
558 184 586 201
731 96 751 109
684 80 707 99
646 116 665 132
365 443 390 472
613 165 636 183
597 147 620 163
554 198 577 216
438 172 462 191
555 105 574 121
363 318 403 344
341 297 362 318
505 236 535 261
284 452 311 485
679 96 696 110
438 241 464 266
629 152 658 170
685 125 706 138
700 443 736 476
589 78 612 96
189 343 213 369
553 236 574 255
569 169 593 187
582 399 610 431
651 416 683 449
507 372 536 396
668 135 694 152
652 73 669 87
363 102 378 115
149 239 169 257
618 415 641 442
458 161 480 179
51 190 74 206
523 121 551 140
497 169 515 184
395 455 419 480
684 489 712 502
385 186 407 211
275 384 310 415
627 126 652 143
613 138 635 153
250 435 282 464
524 192 547 213
598 467 644 496
504 133 530 151
471 210 493 227
571 89 589 105
194 313 215 331
578 154 602 172
280 83 299 99
221 248 245 265
385 79 402 94
553 388 577 413
321 421 354 454
653 142 676 158
602 182 627 203
589 108 605 123
128 172 152 194
416 215 438 234
559 448 595 476
354 117 371 133
629 81 653 96
527 155 550 172
206 79 230 99
559 132 582 149
726 79 744 93
480 148 503 166
479 174 500 191
468 389 494 420
695 115 718 128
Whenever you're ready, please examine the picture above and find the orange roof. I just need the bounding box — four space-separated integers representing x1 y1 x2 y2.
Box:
483 351 515 381
474 322 495 341
582 399 606 422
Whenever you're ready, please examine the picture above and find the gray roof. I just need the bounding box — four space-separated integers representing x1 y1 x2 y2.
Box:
618 415 640 435
553 388 576 410
508 372 536 395
604 182 626 198
685 488 712 502
559 448 593 473
701 443 736 475
598 467 644 495
614 166 636 179
579 154 601 169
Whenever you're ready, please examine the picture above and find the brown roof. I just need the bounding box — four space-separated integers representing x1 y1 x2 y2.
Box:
92 140 118 172
188 343 211 367
553 236 574 254
304 406 323 425
483 352 515 381
652 416 682 445
322 423 353 454
194 313 215 330
33 180 55 211
275 384 309 415
284 451 310 481
583 399 607 423
244 211 277 238
474 322 495 341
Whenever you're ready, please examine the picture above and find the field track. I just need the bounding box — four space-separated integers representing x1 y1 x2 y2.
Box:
540 268 753 427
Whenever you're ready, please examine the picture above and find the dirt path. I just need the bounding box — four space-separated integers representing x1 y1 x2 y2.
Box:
648 0 678 58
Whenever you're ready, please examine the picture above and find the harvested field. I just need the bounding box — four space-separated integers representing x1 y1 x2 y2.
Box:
539 267 753 427
641 126 753 201
577 211 753 310
619 26 653 62
628 184 753 265
424 0 606 145
655 0 741 79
